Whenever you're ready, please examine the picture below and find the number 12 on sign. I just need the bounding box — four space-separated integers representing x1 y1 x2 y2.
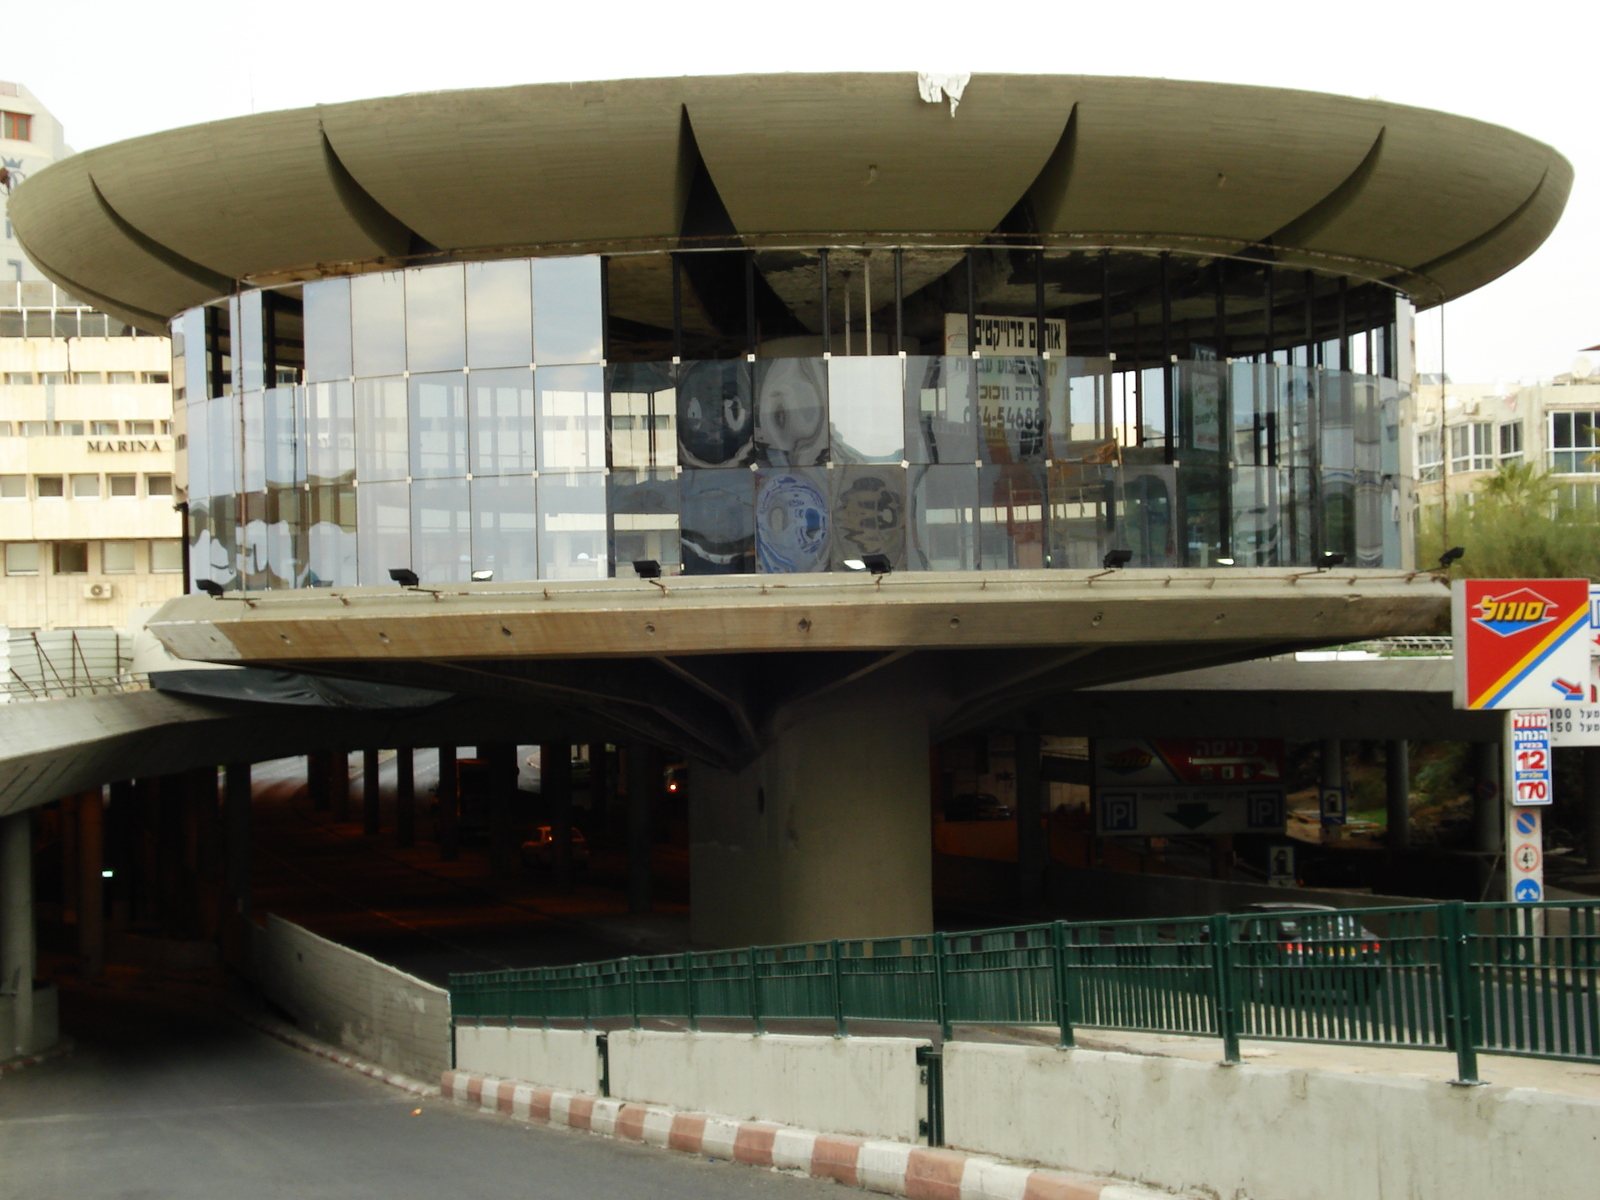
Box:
1509 709 1553 807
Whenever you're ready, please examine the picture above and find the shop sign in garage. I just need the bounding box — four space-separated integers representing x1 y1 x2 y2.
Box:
1094 738 1286 836
1452 579 1590 710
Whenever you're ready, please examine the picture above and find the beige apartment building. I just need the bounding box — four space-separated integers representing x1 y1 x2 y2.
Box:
2 81 183 634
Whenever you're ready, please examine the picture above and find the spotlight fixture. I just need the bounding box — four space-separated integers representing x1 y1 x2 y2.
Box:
196 579 225 597
844 553 893 575
389 567 421 588
633 559 662 579
1215 557 1236 567
1317 552 1346 570
1438 546 1465 570
470 569 495 582
1101 548 1133 569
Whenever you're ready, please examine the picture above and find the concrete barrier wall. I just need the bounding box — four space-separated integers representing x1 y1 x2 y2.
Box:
256 914 450 1082
454 1026 600 1094
943 1041 1600 1200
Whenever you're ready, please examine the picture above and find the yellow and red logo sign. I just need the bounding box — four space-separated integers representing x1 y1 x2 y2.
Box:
1454 580 1591 710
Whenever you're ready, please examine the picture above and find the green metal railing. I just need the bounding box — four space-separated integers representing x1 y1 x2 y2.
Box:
450 899 1600 1083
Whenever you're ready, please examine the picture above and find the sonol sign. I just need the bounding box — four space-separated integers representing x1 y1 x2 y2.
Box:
1451 579 1590 710
1548 584 1600 747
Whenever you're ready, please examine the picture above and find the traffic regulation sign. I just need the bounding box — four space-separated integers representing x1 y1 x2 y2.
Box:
1452 579 1590 710
1506 804 1544 905
1509 710 1553 806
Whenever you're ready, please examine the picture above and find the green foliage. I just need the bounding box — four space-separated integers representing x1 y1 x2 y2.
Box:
1421 463 1600 581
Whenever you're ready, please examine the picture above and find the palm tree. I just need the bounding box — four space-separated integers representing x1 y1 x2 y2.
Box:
1475 460 1558 512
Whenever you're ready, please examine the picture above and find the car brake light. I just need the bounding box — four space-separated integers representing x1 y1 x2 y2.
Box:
1280 942 1303 953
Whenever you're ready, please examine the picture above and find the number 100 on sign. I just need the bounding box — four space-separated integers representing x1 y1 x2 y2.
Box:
1512 709 1553 806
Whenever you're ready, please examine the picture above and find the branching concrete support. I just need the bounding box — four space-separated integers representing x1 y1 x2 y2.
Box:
224 763 252 919
78 789 105 981
363 748 381 836
1014 731 1046 905
437 746 459 861
1386 740 1411 850
627 745 654 915
395 749 415 849
542 744 574 894
1 811 35 1057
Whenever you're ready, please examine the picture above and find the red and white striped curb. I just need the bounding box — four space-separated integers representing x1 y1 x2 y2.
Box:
441 1070 1189 1200
0 1038 73 1077
236 1009 439 1097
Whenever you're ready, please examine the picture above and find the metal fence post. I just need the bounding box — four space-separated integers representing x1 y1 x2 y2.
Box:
830 940 847 1038
541 966 551 1030
1052 919 1075 1049
686 952 698 1033
582 964 592 1031
750 947 764 1035
1441 901 1480 1084
933 932 952 1043
1208 913 1240 1064
629 956 641 1031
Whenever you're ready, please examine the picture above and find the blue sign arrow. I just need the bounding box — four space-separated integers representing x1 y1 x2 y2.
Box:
1514 878 1543 903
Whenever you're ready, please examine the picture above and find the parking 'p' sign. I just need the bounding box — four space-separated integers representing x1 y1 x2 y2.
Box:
1453 580 1591 710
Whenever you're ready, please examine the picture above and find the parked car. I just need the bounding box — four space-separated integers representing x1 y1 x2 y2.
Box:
520 825 590 871
1231 902 1384 1006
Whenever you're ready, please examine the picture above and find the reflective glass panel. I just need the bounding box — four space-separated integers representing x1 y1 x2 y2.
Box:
754 358 828 466
532 256 604 366
241 490 269 589
240 389 265 493
1230 465 1282 566
470 367 536 477
537 470 608 579
978 463 1045 569
976 357 1046 465
185 396 210 500
829 356 903 464
1114 465 1178 568
1178 465 1225 567
1320 370 1355 559
610 469 681 578
677 360 753 468
536 364 605 470
263 386 301 491
408 371 468 479
207 393 240 502
471 475 539 582
356 480 411 586
832 464 906 570
909 464 977 571
305 380 355 486
755 467 830 573
608 362 677 471
1230 363 1273 468
237 290 265 393
466 260 534 369
1046 462 1113 570
303 278 352 384
412 476 471 583
208 493 240 586
307 483 357 586
1176 362 1226 462
1046 357 1114 460
905 355 977 465
680 469 754 575
405 265 466 374
354 376 409 481
350 271 407 379
265 486 304 588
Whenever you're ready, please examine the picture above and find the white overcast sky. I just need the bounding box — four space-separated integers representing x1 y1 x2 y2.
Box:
6 0 1595 384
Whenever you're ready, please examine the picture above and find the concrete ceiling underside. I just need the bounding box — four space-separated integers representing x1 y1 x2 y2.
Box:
8 73 1570 332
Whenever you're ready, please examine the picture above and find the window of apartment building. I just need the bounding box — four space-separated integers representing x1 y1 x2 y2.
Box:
101 541 138 573
71 372 103 385
55 421 84 436
1416 429 1442 483
141 372 170 384
35 474 63 498
127 420 156 435
4 542 40 575
70 474 100 499
53 541 89 574
0 422 10 436
19 421 48 437
1 112 31 141
108 371 136 385
39 372 66 385
0 474 24 498
1448 422 1494 473
92 421 119 436
108 474 137 497
4 371 34 384
150 540 183 572
159 420 171 435
145 473 173 496
1549 411 1600 474
1498 421 1523 463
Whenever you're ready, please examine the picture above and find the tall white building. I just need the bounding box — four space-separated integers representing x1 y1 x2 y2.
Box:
2 83 183 640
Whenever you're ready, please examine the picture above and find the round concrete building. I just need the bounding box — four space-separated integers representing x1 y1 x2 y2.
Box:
8 73 1567 944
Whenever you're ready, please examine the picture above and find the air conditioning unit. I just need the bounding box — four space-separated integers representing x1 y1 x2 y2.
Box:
83 582 115 600
1461 399 1480 415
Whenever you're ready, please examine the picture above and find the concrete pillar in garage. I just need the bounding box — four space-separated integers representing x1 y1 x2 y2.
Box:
1014 730 1046 905
363 748 381 836
481 744 518 878
395 749 416 848
587 743 609 833
1473 741 1503 854
437 746 459 861
542 744 574 894
307 752 330 812
78 789 105 981
626 745 654 915
1385 740 1411 850
1 811 36 1057
333 752 352 824
224 763 252 918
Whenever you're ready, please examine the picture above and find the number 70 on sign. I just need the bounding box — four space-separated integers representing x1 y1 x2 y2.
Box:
1511 710 1553 806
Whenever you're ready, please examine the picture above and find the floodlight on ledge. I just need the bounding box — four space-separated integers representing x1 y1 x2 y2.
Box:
633 559 662 579
1438 546 1465 570
1316 552 1347 570
196 579 224 597
1101 549 1133 569
844 553 893 575
389 567 421 588
1215 557 1236 566
471 569 495 582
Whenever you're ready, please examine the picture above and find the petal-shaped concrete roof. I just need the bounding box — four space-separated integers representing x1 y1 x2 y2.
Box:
7 72 1570 333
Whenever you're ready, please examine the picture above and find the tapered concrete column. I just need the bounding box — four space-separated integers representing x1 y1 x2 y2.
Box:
1473 741 1503 854
59 793 79 926
1 811 35 1057
690 676 934 946
626 745 654 915
1014 731 1046 904
307 753 330 811
224 763 252 918
542 744 574 893
437 746 459 861
362 748 381 836
78 789 105 980
395 749 415 848
333 752 352 823
1584 748 1600 871
106 779 136 929
1385 740 1411 850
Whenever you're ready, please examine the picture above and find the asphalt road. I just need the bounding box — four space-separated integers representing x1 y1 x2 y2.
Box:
0 984 840 1200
